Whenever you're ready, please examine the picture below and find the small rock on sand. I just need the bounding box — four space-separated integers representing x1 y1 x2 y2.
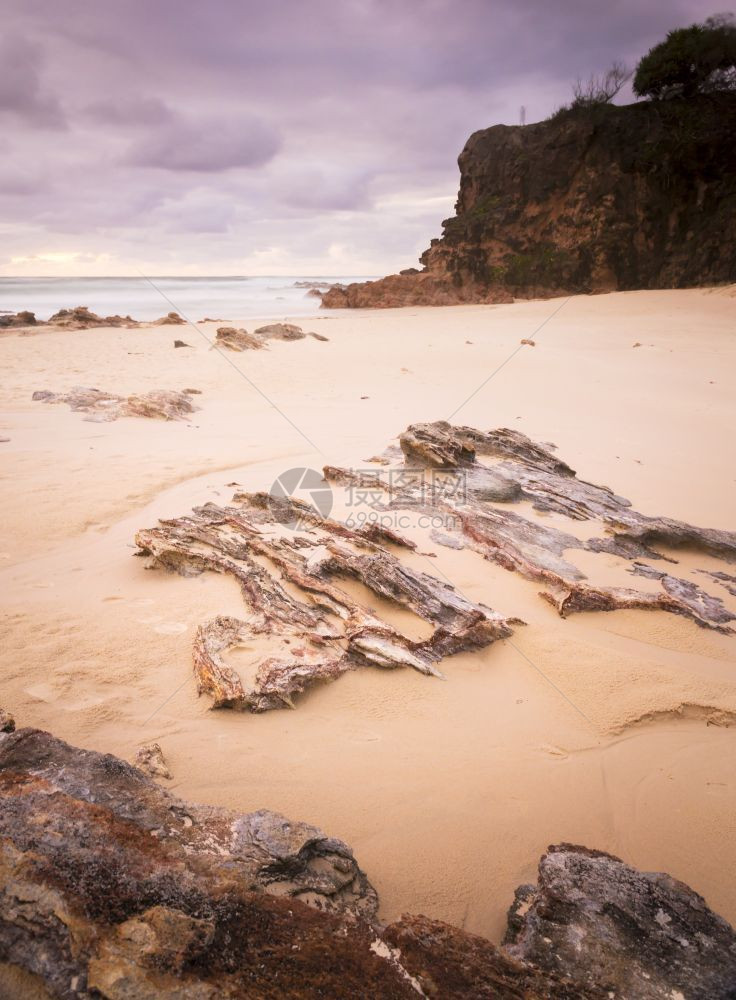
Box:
134 742 171 779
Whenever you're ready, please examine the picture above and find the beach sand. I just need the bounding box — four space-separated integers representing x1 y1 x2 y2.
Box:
1 286 735 941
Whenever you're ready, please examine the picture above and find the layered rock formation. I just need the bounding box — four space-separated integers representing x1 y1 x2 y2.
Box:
323 93 736 307
135 489 515 711
215 322 328 351
0 307 185 332
325 421 736 632
32 387 201 422
131 422 735 718
1 727 735 998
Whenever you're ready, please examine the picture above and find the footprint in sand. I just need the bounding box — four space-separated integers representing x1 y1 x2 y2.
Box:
536 744 570 759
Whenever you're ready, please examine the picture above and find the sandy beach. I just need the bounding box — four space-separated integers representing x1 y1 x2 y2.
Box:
1 286 735 942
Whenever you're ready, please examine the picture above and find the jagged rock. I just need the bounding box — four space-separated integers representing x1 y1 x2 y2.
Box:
3 307 189 333
0 728 417 999
215 326 265 351
254 322 307 341
0 707 14 732
47 306 140 329
134 742 171 779
324 95 736 307
134 421 735 714
173 339 191 348
504 844 736 1000
215 324 324 352
699 569 736 598
0 310 37 328
399 421 478 467
153 312 185 325
321 272 513 308
135 490 514 712
520 338 536 346
2 730 733 998
32 387 200 422
383 915 601 999
325 421 736 633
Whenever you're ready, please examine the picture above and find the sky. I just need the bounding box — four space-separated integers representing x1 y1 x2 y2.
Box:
0 0 719 276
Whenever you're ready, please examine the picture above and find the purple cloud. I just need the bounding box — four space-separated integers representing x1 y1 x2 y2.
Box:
125 114 281 172
0 34 66 129
0 0 718 274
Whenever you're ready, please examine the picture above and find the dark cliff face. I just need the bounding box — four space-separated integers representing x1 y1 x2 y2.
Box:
323 94 736 307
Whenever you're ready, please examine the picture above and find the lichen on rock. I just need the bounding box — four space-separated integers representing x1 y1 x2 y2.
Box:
1 728 735 998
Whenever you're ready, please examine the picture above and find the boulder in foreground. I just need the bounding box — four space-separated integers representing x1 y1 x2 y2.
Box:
505 843 736 1000
2 727 736 997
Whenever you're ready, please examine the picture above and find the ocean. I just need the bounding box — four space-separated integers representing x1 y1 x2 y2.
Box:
0 275 374 323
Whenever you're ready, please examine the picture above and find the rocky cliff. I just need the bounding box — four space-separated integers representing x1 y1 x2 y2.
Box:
323 93 736 307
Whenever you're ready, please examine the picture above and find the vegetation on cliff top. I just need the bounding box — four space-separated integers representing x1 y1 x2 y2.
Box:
634 14 736 99
550 13 736 120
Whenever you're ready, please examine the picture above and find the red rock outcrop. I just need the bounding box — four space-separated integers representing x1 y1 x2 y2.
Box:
321 273 512 308
323 94 736 308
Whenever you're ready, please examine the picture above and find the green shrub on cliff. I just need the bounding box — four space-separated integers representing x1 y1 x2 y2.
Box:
634 14 736 99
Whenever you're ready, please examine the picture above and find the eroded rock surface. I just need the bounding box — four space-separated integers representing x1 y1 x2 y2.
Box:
325 421 736 633
134 742 171 779
215 326 266 351
383 915 600 999
135 490 515 712
504 844 736 1000
323 94 736 307
132 422 734 716
1 729 734 998
0 728 405 999
48 307 141 328
32 387 200 422
215 322 326 351
321 272 514 308
153 311 185 326
0 310 37 328
1 306 186 333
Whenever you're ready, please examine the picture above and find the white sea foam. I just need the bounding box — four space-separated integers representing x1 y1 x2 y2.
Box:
0 275 374 323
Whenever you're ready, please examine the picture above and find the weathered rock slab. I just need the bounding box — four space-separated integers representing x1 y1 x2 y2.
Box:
504 843 736 1000
32 387 200 422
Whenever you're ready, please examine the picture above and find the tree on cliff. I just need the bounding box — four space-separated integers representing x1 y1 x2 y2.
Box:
634 14 736 99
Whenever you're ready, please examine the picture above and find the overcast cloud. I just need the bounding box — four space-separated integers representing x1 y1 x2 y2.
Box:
0 0 718 275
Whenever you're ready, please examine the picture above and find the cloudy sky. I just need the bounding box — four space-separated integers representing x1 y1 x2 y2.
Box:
1 0 716 276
